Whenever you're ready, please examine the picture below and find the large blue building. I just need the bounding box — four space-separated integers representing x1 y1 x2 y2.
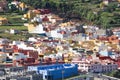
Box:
28 64 78 80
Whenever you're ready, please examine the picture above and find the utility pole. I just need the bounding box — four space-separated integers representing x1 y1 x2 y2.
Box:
62 70 64 80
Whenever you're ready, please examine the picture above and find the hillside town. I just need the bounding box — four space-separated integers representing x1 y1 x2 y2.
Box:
0 0 120 80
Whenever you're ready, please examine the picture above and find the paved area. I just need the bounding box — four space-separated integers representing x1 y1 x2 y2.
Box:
65 73 120 80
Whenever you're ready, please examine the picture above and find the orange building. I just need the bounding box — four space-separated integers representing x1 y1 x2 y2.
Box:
108 35 119 44
0 17 8 25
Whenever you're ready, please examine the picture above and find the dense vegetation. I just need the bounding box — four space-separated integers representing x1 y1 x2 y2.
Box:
106 70 120 78
3 0 120 40
18 0 120 29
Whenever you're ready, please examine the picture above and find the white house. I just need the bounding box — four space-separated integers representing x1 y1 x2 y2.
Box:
29 24 45 34
48 30 63 39
12 52 26 60
103 0 109 5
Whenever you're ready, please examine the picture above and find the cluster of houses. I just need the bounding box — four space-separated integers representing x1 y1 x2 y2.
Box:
0 0 28 25
0 0 27 12
0 7 120 75
0 0 120 79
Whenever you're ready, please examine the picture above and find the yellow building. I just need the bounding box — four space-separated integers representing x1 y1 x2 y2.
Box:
23 10 36 19
19 2 25 10
27 23 36 32
28 10 34 19
0 17 8 25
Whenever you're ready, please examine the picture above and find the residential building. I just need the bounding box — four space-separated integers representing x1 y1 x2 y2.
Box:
28 64 78 80
0 17 8 25
0 67 43 80
72 60 118 73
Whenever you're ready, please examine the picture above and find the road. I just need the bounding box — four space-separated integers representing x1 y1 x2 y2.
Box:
87 73 120 80
65 72 120 80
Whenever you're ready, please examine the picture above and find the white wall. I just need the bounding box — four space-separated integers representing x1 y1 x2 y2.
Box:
30 24 45 34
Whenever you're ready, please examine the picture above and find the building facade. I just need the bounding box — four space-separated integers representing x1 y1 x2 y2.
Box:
72 61 118 73
28 64 78 80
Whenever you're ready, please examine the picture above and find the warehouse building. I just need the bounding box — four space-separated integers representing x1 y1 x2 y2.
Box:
28 64 78 80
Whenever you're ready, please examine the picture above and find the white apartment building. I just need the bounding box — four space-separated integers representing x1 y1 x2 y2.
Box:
72 61 118 73
72 61 89 72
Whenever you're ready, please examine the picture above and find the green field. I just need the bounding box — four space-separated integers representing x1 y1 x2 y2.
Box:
0 33 27 40
0 13 28 25
0 13 29 40
0 25 29 40
0 25 27 31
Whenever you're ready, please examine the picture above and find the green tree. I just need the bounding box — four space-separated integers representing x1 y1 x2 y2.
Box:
114 70 120 78
16 0 119 28
87 11 96 21
106 2 118 12
20 0 42 8
99 12 114 29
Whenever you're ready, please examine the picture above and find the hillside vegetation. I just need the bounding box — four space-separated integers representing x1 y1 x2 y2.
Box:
17 0 120 29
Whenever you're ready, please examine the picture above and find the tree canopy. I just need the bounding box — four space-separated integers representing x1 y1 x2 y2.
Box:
7 0 120 29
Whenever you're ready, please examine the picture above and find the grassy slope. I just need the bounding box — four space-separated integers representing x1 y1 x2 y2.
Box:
0 13 27 25
0 25 27 30
0 13 28 40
